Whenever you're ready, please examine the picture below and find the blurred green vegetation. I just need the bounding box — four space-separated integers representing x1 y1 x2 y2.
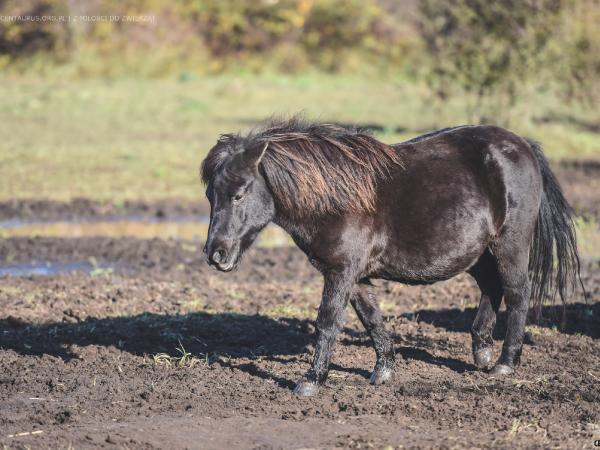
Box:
0 0 417 76
1 73 599 201
3 0 597 99
1 0 600 201
418 0 600 122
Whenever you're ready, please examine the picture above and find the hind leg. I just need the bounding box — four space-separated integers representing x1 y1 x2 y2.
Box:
350 283 395 384
490 233 532 375
469 249 503 369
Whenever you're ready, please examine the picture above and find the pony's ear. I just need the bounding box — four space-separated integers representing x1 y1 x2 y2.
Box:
243 141 268 168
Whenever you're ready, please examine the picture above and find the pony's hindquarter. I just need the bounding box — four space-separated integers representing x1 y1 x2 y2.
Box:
470 136 583 373
374 126 535 284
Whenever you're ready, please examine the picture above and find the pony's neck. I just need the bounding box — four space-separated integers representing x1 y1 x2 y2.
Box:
263 172 316 252
273 209 315 254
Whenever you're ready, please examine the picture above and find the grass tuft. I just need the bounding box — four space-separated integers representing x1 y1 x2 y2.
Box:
152 341 203 368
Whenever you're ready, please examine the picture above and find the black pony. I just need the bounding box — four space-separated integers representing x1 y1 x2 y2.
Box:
201 117 581 397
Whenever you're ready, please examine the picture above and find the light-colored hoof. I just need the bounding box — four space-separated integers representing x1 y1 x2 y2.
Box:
473 348 493 369
490 364 514 376
369 367 394 385
293 380 320 397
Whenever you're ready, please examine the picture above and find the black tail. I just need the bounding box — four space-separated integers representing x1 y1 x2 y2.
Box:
527 139 584 307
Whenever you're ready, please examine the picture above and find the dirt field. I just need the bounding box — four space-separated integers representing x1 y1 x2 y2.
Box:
1 165 599 449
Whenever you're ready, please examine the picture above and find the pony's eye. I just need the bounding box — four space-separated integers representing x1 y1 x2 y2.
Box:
232 193 244 203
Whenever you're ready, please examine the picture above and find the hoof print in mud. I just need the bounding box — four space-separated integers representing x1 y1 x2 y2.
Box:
489 364 515 376
369 367 394 385
293 380 320 397
473 348 493 369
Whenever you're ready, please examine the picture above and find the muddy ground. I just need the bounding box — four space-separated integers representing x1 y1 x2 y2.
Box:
1 164 600 449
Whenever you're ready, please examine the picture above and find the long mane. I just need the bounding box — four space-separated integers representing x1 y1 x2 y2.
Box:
202 116 403 217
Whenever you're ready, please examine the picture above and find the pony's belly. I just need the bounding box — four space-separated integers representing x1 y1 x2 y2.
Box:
372 264 469 285
370 240 487 285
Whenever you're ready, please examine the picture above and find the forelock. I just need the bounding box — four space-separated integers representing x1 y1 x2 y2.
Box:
201 134 243 184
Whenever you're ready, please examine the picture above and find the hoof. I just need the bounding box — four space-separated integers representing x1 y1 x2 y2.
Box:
293 380 320 397
490 364 514 376
473 347 493 369
369 366 394 385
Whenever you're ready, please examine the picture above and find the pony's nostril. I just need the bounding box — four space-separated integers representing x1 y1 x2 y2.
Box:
212 250 226 264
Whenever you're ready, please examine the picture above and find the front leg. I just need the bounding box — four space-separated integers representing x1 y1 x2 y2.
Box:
294 270 353 397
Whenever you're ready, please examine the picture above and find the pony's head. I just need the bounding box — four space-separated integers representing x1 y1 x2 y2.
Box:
201 134 274 271
200 116 403 271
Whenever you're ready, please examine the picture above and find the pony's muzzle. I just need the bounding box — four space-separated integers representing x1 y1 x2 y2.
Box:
211 249 226 264
204 241 236 271
205 245 227 266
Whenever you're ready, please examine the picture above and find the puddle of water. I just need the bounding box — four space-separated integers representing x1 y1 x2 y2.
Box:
0 220 292 247
0 262 114 277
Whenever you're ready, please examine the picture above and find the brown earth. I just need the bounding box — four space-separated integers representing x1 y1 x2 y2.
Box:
0 199 210 224
0 163 599 449
0 238 599 449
